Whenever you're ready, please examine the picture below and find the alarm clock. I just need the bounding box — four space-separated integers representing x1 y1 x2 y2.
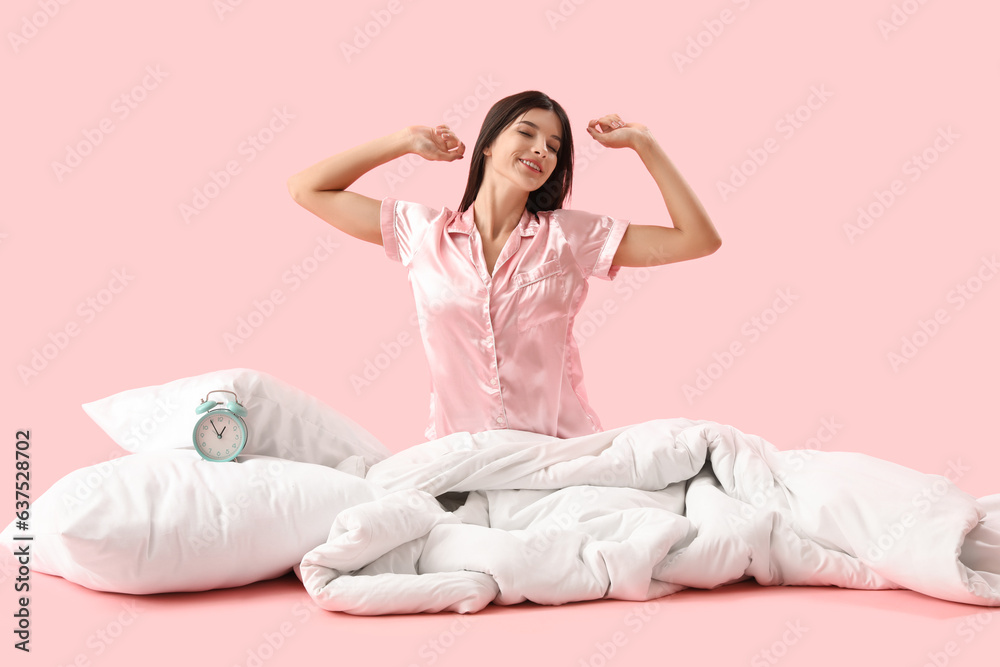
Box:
192 390 249 462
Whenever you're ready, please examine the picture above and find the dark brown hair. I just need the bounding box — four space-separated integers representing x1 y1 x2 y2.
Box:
457 90 574 216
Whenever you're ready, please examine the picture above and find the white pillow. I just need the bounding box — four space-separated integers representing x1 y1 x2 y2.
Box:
81 368 390 470
0 450 387 594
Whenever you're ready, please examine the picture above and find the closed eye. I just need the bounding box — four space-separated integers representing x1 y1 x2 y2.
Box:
518 130 558 154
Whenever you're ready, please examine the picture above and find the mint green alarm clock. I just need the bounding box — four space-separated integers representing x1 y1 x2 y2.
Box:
192 390 248 462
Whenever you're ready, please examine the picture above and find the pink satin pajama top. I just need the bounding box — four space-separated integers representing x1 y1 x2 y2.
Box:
380 196 630 441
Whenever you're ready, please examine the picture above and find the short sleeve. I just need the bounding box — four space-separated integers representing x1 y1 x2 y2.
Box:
379 197 441 267
552 209 630 281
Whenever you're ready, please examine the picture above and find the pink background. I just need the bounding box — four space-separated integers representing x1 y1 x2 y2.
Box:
3 0 999 664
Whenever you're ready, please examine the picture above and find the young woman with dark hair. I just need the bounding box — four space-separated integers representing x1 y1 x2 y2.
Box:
287 90 721 441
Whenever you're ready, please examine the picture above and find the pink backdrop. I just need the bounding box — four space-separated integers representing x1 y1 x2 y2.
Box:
3 0 999 665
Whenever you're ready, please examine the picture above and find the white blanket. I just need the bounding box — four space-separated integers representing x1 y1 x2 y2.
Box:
294 418 1000 615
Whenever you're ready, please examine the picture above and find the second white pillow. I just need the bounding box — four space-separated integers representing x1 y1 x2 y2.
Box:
81 368 391 470
0 450 388 594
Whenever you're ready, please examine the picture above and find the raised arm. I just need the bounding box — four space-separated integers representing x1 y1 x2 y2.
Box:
286 127 415 246
287 124 465 246
586 115 722 268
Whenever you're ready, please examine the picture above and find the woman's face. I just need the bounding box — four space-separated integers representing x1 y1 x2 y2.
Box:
484 107 563 191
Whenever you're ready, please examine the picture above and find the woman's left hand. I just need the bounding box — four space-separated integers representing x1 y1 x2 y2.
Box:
586 114 649 150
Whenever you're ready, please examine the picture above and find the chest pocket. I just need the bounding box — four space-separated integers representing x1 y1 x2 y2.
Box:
512 258 569 332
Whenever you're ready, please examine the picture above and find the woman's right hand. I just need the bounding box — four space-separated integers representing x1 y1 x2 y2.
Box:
406 125 465 162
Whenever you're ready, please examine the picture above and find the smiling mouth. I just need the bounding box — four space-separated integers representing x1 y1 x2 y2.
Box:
518 158 541 173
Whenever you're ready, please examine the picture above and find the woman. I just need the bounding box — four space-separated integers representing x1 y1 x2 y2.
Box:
287 90 721 441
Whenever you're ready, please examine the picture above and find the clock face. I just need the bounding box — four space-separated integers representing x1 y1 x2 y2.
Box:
194 411 247 462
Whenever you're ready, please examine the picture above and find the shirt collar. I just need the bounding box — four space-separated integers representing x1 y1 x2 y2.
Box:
446 204 540 237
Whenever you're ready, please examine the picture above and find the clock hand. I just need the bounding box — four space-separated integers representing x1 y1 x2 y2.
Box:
219 426 227 437
211 420 221 436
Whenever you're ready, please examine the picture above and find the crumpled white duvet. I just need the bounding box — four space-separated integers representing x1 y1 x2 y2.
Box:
293 418 1000 615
